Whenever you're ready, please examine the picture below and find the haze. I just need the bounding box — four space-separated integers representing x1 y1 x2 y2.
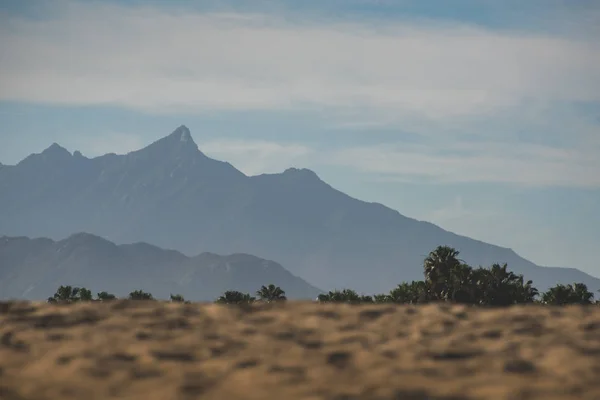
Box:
1 0 599 299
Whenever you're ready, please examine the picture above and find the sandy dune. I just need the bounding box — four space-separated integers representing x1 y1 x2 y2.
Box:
1 300 599 400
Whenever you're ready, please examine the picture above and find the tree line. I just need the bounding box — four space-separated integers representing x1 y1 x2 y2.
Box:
47 246 599 306
46 284 286 304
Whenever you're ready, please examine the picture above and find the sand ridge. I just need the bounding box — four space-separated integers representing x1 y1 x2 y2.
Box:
1 300 600 400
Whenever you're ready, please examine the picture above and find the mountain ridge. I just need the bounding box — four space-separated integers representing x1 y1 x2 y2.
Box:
0 233 322 301
0 125 598 295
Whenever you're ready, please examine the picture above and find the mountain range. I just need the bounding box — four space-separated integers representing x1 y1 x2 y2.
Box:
0 233 321 301
1 125 599 298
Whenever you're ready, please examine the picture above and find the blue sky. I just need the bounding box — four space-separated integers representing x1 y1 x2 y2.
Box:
1 0 599 276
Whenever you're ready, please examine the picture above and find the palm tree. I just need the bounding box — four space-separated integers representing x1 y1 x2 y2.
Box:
170 294 186 303
76 287 93 302
447 263 476 304
542 283 594 305
541 284 572 305
572 283 595 304
48 285 75 303
386 281 428 304
317 289 363 303
128 290 154 300
359 295 374 303
256 284 287 302
316 290 335 303
518 279 539 304
97 291 117 301
373 294 391 303
463 263 539 306
48 285 93 303
423 246 463 301
215 290 255 304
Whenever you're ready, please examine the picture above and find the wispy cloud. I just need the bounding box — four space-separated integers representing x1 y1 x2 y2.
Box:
326 141 600 188
1 1 598 118
192 136 600 187
1 0 599 187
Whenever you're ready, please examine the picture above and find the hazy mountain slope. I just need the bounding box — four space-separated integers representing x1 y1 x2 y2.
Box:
1 125 598 295
0 234 322 301
0 126 247 243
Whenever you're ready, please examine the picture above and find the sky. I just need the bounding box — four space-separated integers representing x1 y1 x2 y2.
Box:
0 0 599 276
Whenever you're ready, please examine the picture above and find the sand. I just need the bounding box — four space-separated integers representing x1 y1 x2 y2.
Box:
1 300 599 400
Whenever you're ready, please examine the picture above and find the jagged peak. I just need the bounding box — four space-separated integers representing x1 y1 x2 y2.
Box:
137 125 201 157
171 125 192 141
166 125 197 148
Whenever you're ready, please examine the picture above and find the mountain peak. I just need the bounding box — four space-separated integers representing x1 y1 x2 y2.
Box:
283 167 320 181
42 143 71 157
131 125 202 161
171 125 192 142
166 125 197 150
65 232 103 241
153 125 199 153
16 142 73 166
59 232 119 252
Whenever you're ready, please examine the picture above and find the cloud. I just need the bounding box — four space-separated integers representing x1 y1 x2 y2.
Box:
1 1 598 187
200 139 314 175
190 135 599 187
0 1 599 120
325 140 600 188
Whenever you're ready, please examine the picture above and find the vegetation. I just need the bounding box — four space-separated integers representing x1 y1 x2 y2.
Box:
46 245 599 306
316 246 594 306
170 293 190 303
47 285 93 303
540 283 595 305
96 291 117 301
256 284 287 302
128 290 154 300
317 289 373 304
215 290 256 305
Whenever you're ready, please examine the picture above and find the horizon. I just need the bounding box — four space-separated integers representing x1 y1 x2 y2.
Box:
1 0 599 277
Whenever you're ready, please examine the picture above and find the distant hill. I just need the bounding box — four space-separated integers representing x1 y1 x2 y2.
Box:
0 234 322 301
1 125 599 295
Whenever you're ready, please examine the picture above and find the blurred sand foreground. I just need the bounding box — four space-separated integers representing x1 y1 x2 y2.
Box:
1 301 599 400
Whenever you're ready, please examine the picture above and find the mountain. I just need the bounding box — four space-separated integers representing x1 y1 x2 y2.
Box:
0 233 322 301
1 125 599 295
